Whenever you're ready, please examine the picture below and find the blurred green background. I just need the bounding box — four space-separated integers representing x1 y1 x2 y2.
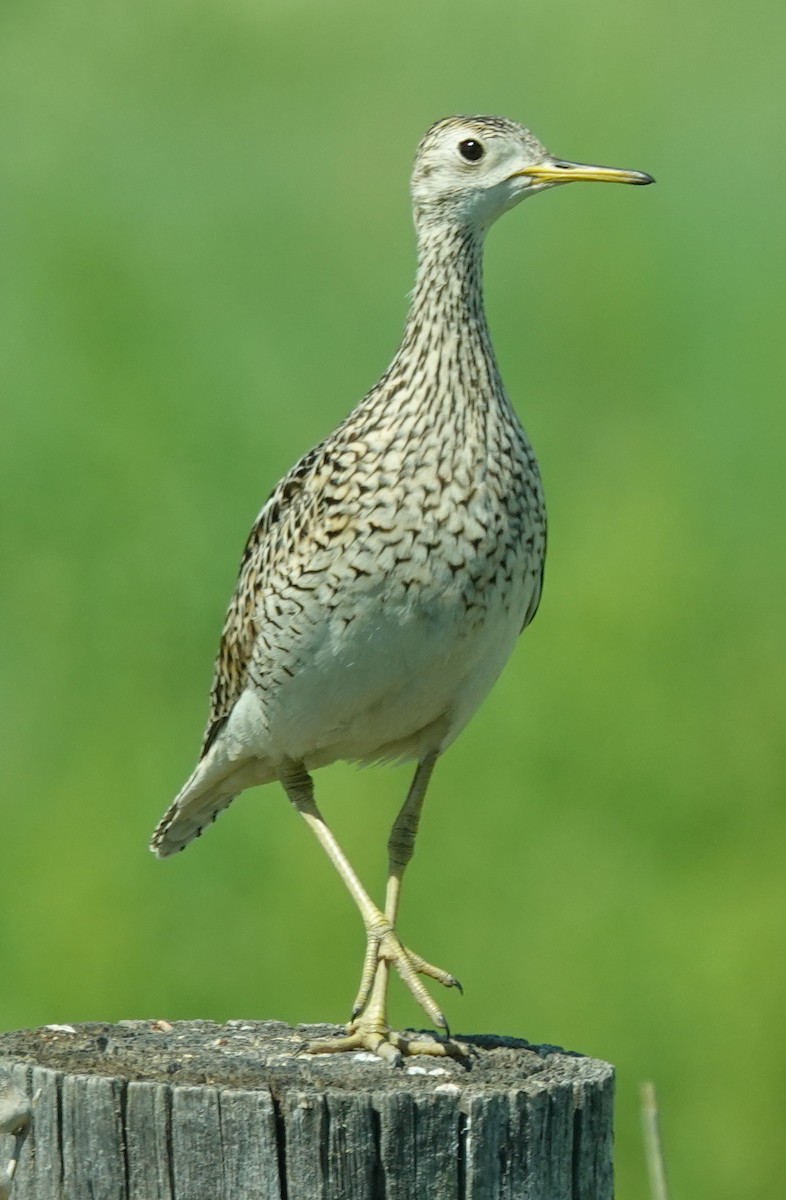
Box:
2 1 785 1196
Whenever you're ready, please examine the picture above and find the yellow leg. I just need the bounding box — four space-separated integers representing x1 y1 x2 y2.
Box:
280 756 460 1062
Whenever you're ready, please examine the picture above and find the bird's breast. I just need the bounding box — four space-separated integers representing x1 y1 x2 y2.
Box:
241 432 543 767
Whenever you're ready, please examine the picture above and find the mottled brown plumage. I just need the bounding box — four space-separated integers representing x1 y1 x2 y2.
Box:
151 115 652 1061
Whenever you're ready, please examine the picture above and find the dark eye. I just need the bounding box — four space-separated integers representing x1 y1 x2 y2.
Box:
458 138 484 163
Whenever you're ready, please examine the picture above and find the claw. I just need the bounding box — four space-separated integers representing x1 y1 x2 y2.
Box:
351 934 383 1018
375 1039 404 1068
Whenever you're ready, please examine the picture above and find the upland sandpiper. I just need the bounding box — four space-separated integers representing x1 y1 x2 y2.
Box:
151 116 652 1063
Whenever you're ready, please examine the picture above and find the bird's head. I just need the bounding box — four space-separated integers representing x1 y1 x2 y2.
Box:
411 115 653 231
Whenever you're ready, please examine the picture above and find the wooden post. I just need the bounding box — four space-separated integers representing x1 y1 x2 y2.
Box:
0 1020 613 1199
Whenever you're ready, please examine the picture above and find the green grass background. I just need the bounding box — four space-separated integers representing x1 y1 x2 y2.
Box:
2 1 785 1196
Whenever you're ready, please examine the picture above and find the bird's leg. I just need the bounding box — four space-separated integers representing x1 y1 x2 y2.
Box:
343 751 463 1060
280 757 459 1061
353 752 459 1014
385 753 436 926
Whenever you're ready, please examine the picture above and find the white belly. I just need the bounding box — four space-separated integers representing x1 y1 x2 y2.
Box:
225 565 532 772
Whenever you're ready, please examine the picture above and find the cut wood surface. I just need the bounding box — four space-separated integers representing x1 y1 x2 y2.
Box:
0 1020 614 1199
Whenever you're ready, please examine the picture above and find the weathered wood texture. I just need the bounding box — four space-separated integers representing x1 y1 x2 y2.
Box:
0 1020 614 1199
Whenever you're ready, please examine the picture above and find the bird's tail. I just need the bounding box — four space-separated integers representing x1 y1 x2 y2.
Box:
150 753 270 858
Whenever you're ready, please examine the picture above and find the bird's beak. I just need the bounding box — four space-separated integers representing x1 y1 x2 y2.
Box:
515 159 654 186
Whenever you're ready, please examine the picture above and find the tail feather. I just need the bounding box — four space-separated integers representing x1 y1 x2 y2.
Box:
150 754 271 858
150 779 238 858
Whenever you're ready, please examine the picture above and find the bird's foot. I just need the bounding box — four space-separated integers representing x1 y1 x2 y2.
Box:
352 918 461 1031
303 916 464 1065
305 1015 462 1066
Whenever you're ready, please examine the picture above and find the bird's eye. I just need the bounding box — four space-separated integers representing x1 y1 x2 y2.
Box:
458 139 484 163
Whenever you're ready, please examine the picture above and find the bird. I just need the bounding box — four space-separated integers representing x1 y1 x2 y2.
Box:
151 115 653 1064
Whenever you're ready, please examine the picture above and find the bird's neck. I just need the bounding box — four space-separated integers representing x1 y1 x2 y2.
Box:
359 216 525 467
394 220 500 383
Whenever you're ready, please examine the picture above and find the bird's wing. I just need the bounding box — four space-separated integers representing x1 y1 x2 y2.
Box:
519 516 547 633
199 441 325 758
521 557 545 632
